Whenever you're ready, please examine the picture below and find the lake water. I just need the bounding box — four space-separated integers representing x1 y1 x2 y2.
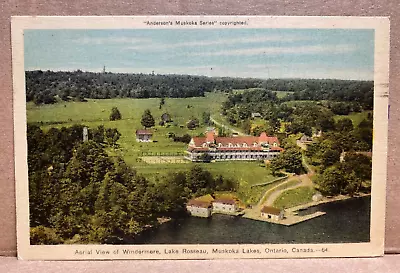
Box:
128 196 370 244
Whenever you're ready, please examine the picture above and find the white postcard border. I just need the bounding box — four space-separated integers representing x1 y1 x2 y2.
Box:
12 15 390 260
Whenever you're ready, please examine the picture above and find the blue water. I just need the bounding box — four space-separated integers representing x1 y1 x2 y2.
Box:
128 196 370 244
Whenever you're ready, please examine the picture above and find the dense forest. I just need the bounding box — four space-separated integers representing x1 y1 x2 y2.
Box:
26 70 373 107
219 87 373 196
220 88 372 137
28 124 238 244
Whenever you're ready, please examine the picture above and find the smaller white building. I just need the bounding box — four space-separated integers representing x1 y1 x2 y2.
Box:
261 206 284 221
136 129 153 142
212 198 238 213
186 199 213 218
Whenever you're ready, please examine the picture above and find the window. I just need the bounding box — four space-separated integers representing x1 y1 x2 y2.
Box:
243 143 248 147
202 143 207 148
253 142 258 147
218 143 222 147
273 142 277 147
228 143 233 147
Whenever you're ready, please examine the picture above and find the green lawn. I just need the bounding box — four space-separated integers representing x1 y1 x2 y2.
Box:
28 92 227 160
27 93 280 201
334 111 372 127
273 91 293 99
131 160 276 185
232 88 293 99
273 186 316 209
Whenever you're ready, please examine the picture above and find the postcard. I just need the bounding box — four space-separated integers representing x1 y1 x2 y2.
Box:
12 16 390 260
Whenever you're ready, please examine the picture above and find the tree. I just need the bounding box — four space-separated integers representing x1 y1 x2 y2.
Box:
320 149 341 169
198 153 212 163
202 111 211 126
342 152 372 180
317 166 346 195
30 226 62 245
285 121 312 137
343 171 362 196
187 118 200 130
109 107 122 121
173 134 192 144
316 117 335 132
270 148 304 175
105 128 121 147
187 165 215 195
141 109 155 128
269 117 281 133
336 118 354 132
252 124 274 136
91 125 105 143
241 119 252 135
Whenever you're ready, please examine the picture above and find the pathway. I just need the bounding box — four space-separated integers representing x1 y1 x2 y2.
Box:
264 174 313 206
210 116 249 136
259 154 314 208
208 116 317 213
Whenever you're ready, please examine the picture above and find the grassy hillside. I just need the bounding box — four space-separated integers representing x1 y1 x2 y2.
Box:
27 92 279 190
28 92 225 158
334 111 372 126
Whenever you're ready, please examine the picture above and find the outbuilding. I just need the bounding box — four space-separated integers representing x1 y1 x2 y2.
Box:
186 196 214 218
136 129 153 142
212 198 238 213
261 206 284 221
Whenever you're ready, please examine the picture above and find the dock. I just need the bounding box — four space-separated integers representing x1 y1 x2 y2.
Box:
211 211 245 217
242 208 326 226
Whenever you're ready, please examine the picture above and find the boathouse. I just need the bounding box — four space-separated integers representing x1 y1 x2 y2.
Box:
186 195 214 218
261 206 284 221
212 198 238 213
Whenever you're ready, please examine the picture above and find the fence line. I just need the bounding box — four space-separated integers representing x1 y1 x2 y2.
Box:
141 151 185 156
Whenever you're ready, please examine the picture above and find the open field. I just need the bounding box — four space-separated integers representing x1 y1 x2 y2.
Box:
28 92 227 162
131 160 277 186
334 111 372 126
27 93 280 193
232 88 293 99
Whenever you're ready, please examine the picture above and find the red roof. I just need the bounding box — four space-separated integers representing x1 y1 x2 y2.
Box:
187 199 212 208
136 129 153 135
206 131 215 143
261 206 281 215
191 132 279 148
187 146 283 152
213 198 236 205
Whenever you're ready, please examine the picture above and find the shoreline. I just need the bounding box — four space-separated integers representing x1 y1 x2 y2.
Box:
242 193 371 226
136 193 372 239
286 192 371 213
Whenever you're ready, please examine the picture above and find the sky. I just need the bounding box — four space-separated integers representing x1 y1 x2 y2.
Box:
24 28 375 80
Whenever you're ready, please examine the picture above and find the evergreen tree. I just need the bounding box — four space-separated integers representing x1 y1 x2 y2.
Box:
109 107 122 121
141 109 155 128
